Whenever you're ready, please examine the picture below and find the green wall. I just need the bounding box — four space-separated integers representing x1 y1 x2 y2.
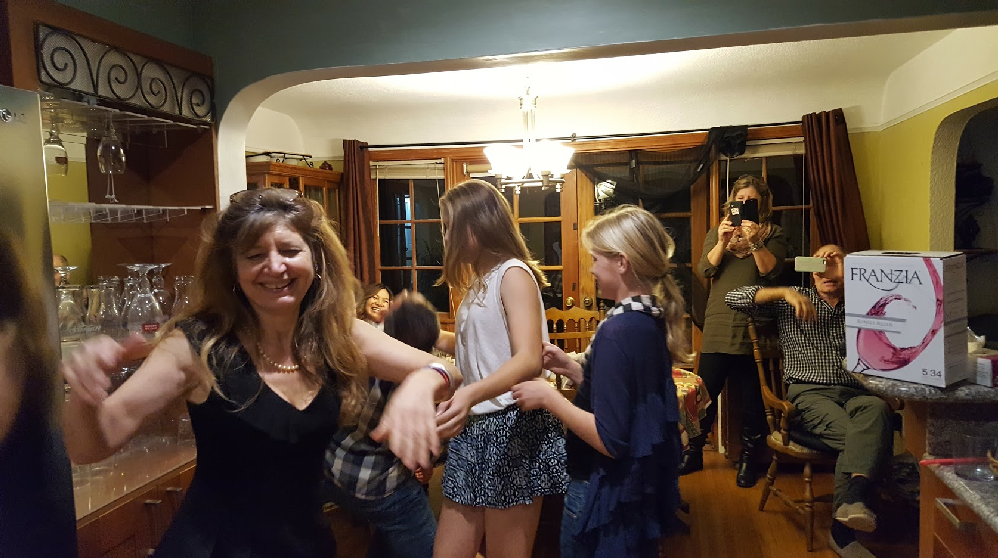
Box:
852 80 998 251
46 161 92 284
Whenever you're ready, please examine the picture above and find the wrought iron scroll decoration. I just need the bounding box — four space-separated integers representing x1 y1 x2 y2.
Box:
35 24 214 123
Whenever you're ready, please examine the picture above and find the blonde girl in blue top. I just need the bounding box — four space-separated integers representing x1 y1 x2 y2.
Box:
432 179 568 558
512 205 688 558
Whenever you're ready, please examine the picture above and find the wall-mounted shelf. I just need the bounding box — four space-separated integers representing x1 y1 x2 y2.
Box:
49 201 213 224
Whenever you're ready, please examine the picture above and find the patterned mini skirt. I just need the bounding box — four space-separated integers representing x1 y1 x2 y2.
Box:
442 405 569 508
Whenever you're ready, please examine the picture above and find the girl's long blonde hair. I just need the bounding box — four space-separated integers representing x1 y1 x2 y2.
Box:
171 189 368 425
437 179 547 297
582 205 692 364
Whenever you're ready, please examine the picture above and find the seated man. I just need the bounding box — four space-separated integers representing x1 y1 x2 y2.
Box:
725 245 892 558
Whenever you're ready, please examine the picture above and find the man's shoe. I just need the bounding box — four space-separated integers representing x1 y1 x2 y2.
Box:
835 502 877 533
735 459 758 488
827 530 875 558
678 449 703 475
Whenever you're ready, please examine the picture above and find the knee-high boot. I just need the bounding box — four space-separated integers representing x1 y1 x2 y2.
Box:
679 434 706 475
736 431 764 488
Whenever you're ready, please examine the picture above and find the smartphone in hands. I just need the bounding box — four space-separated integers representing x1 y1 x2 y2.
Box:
729 201 743 226
728 199 759 226
795 256 827 273
740 199 759 224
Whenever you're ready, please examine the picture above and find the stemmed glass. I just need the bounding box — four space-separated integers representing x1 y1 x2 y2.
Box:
56 286 85 341
149 263 173 319
54 265 77 287
97 119 126 203
120 264 165 339
172 275 194 316
43 121 69 177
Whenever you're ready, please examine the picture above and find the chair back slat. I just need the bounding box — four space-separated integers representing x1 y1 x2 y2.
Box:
545 307 602 354
747 318 787 436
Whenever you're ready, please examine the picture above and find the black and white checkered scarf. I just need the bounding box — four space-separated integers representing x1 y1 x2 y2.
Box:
578 294 663 369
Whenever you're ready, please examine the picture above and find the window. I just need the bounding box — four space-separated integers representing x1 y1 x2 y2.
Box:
375 167 449 313
720 145 814 288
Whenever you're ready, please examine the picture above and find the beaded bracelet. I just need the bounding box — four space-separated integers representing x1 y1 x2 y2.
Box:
425 362 453 391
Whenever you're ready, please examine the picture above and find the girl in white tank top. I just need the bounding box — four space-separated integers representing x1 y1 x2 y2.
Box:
431 180 568 558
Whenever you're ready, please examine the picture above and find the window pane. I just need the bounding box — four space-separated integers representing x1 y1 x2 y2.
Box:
721 158 764 193
377 179 411 220
304 185 323 205
775 266 809 289
767 155 809 206
660 218 692 265
379 223 412 267
542 270 563 310
414 222 444 266
413 179 443 220
519 222 562 266
380 269 412 295
519 188 561 218
771 208 810 258
416 269 449 313
502 189 515 214
672 264 693 316
640 162 692 213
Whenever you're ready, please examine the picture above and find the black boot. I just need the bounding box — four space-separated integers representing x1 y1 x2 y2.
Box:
678 435 706 476
736 432 764 488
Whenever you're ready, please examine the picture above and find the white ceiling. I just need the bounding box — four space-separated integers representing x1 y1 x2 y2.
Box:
258 30 952 155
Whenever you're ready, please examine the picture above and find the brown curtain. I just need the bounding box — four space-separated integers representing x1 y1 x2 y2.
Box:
341 139 377 283
802 109 870 252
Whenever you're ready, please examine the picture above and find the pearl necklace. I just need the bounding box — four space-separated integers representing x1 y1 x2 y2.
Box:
256 343 299 373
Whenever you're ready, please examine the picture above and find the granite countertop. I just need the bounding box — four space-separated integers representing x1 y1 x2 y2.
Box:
929 464 998 534
852 374 998 403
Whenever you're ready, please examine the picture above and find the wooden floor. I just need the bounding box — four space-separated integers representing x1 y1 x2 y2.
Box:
330 449 919 557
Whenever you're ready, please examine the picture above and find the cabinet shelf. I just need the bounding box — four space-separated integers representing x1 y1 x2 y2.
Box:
49 201 213 224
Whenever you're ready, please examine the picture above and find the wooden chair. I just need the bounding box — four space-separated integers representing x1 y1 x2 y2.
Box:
545 306 602 354
544 307 601 399
747 318 838 552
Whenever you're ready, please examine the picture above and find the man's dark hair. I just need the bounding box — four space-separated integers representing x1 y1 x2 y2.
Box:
384 298 440 353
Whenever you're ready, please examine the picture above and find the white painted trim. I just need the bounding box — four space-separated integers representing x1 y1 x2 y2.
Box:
858 70 998 132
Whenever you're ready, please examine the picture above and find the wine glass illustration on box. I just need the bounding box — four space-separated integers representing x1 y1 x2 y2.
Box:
97 119 126 203
852 258 944 373
120 264 165 339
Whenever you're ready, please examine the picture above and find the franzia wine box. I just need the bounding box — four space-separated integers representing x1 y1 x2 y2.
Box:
845 251 969 387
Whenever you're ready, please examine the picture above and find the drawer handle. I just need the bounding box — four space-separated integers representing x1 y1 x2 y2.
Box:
164 486 184 494
935 498 975 532
144 499 163 506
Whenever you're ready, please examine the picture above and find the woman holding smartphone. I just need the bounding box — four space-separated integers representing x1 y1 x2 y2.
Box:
683 174 789 488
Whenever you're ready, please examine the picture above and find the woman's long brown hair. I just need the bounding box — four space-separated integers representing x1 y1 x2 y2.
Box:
437 179 547 298
168 189 368 425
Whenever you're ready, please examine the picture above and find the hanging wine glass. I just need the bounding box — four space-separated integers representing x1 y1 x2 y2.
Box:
149 263 173 319
97 118 126 203
120 264 164 339
43 121 69 177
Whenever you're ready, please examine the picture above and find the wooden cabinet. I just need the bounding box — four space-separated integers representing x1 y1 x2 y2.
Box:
919 466 998 558
246 161 342 226
77 461 196 558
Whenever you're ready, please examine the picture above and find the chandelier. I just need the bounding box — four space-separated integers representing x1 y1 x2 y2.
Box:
484 88 574 194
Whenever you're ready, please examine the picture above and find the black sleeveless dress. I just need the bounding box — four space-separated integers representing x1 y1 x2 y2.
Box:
154 320 340 558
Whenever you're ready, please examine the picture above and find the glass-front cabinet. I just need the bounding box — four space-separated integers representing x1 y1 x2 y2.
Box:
246 161 342 227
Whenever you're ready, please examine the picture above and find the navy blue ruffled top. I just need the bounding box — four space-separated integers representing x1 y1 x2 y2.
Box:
154 318 340 558
564 311 683 556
